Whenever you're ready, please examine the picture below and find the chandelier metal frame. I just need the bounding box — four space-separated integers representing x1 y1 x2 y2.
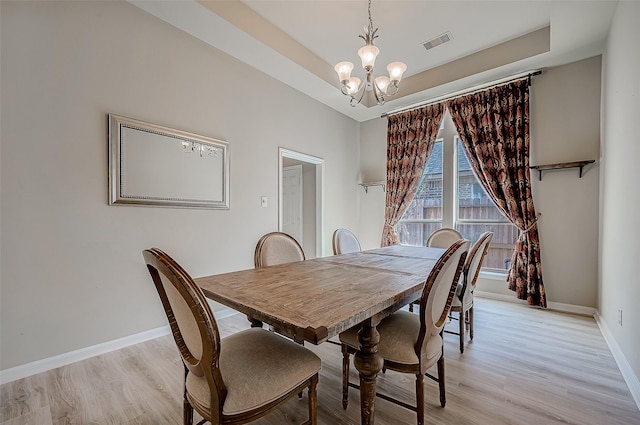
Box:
334 0 407 107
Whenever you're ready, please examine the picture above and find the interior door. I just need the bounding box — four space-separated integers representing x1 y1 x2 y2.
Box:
282 165 303 245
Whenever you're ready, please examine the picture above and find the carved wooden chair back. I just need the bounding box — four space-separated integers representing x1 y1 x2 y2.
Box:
415 239 469 372
143 248 225 423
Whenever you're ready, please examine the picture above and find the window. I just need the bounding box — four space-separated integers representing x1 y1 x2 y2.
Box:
396 140 443 246
397 113 518 272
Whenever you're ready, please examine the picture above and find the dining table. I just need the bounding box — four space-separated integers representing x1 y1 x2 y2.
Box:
195 244 446 425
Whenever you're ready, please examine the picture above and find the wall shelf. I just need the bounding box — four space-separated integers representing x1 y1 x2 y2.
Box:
530 160 595 181
359 181 386 193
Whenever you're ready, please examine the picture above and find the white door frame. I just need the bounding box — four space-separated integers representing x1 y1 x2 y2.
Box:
278 148 325 257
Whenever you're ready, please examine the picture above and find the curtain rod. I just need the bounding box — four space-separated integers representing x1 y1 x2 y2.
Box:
381 69 542 118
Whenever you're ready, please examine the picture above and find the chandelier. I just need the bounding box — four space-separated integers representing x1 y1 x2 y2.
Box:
334 0 407 107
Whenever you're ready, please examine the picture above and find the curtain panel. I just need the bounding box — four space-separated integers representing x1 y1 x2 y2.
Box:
381 104 445 247
446 79 546 307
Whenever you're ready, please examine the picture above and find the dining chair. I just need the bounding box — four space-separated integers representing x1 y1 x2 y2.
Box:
254 232 305 268
426 227 463 248
409 227 464 312
143 248 320 425
446 231 493 353
339 240 469 425
254 231 307 342
332 228 361 255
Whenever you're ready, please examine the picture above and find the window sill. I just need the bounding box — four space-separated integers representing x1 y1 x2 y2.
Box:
479 270 507 281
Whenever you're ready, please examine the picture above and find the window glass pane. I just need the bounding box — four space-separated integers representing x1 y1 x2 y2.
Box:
457 223 519 271
457 139 518 271
397 222 442 246
397 141 443 246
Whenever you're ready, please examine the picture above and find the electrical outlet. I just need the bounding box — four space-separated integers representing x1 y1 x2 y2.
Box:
617 309 623 326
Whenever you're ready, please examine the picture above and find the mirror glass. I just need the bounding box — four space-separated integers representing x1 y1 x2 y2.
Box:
109 114 229 209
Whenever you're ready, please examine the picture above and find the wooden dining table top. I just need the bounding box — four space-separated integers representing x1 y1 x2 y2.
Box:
195 245 445 345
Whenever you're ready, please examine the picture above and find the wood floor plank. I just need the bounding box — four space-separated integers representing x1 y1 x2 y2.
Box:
1 298 638 425
0 405 53 425
0 374 49 423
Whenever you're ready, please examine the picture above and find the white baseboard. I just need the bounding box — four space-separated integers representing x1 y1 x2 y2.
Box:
474 291 596 316
475 290 526 303
546 300 596 316
0 308 238 386
595 311 640 411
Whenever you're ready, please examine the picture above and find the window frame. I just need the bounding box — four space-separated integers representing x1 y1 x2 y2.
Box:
396 121 515 274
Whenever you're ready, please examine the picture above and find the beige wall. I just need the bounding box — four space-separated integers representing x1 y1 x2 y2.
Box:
0 1 360 370
358 56 602 308
527 56 601 307
600 0 640 381
358 118 388 249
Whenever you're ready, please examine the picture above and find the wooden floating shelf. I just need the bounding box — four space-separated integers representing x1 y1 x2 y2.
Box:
530 160 595 181
359 181 386 193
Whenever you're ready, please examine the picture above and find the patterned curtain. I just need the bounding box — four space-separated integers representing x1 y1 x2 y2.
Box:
446 79 546 307
381 104 445 246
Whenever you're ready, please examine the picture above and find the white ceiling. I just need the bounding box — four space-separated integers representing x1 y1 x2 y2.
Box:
130 0 618 122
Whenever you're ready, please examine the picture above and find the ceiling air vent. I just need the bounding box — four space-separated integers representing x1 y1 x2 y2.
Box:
422 32 453 51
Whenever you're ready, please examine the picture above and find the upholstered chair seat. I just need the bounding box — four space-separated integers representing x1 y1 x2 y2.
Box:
186 328 321 416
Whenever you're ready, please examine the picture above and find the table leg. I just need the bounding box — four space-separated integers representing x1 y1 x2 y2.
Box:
247 315 263 328
353 320 384 425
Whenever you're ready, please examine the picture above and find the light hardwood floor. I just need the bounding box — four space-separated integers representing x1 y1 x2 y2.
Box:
2 298 639 425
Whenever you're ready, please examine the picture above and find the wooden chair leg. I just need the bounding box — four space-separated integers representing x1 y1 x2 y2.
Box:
183 397 194 425
341 344 350 409
416 373 424 425
437 355 446 407
409 302 414 313
309 374 318 425
183 365 194 425
469 306 474 340
459 309 465 353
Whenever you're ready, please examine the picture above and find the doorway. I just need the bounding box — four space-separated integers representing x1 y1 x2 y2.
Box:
278 148 324 258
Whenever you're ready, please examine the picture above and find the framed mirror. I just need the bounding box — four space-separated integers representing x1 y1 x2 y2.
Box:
108 114 229 209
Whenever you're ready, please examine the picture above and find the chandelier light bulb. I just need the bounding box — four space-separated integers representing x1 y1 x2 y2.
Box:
346 77 361 94
358 44 380 70
374 76 390 94
387 62 407 83
334 61 354 83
